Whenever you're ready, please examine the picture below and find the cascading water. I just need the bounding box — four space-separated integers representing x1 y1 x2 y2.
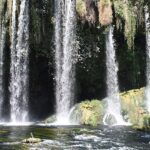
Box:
0 19 6 120
103 25 125 125
10 0 29 123
145 6 150 113
55 0 76 124
55 0 63 123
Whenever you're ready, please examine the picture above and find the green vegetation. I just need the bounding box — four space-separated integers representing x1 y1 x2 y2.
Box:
114 0 137 50
0 0 149 122
71 100 104 126
71 88 150 130
76 0 86 18
120 88 150 130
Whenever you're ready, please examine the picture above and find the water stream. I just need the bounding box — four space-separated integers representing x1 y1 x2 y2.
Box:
0 19 6 120
10 0 29 123
103 25 125 125
145 6 150 113
55 0 76 124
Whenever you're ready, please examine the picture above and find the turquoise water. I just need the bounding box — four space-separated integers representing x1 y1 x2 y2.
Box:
0 125 149 150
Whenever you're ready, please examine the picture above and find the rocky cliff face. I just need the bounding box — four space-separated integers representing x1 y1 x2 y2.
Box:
0 0 149 120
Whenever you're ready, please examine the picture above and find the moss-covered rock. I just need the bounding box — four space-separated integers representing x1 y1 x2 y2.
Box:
71 100 104 126
76 0 86 19
44 115 56 124
120 88 150 130
71 88 150 130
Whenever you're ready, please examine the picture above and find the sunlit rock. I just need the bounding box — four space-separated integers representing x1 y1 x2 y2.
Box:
98 0 113 26
22 133 42 144
22 138 42 144
120 88 150 130
70 100 104 126
70 88 150 130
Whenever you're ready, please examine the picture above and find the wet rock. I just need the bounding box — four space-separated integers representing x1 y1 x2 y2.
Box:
22 137 42 144
103 114 117 126
120 88 150 130
44 115 56 124
70 100 104 126
76 0 97 24
85 0 97 24
22 133 42 144
43 88 150 130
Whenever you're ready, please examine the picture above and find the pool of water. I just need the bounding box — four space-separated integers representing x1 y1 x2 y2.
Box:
0 125 149 149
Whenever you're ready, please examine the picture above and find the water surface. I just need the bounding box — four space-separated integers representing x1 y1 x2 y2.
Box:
0 125 149 150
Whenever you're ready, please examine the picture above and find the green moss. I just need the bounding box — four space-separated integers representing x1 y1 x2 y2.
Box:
76 0 86 18
120 88 150 130
71 88 150 129
100 0 111 5
133 114 150 130
71 100 104 126
45 115 56 124
114 0 137 50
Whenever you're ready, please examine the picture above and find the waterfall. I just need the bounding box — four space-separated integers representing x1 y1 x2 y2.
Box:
145 6 150 113
103 25 125 125
55 0 63 123
55 0 76 124
0 19 6 120
10 0 29 122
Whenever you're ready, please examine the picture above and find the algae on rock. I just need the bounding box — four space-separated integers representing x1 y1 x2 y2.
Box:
120 88 150 130
113 0 137 50
76 0 86 19
71 88 150 130
71 100 104 126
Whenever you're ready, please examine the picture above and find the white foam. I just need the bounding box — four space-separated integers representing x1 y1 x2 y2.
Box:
74 134 101 142
0 122 33 126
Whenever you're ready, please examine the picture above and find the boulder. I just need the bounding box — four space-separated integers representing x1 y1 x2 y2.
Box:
70 100 104 126
120 88 150 130
44 115 56 124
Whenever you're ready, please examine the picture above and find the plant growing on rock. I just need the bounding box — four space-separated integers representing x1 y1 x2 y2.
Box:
76 0 87 20
70 100 104 126
113 0 137 50
98 0 113 26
